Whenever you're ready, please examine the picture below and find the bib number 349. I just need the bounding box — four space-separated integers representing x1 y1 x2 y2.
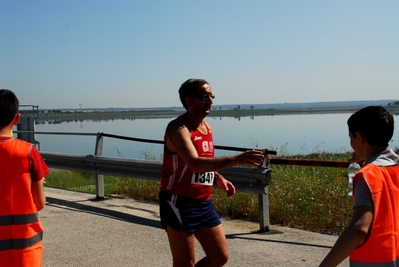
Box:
191 172 215 186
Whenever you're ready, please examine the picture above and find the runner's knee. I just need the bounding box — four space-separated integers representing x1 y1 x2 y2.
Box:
209 250 229 266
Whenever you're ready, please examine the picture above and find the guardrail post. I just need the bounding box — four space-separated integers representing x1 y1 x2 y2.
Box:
258 189 270 232
94 132 105 199
257 152 271 232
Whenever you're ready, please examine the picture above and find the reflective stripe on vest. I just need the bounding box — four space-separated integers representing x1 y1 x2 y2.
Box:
0 232 43 251
350 258 399 267
0 213 39 226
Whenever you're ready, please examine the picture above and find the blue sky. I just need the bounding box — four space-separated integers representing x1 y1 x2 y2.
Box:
1 0 398 109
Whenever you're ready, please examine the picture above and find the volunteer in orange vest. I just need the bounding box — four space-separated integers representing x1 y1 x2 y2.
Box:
0 89 50 267
319 106 399 267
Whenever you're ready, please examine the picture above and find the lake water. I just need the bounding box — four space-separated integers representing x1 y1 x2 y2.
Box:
24 113 399 159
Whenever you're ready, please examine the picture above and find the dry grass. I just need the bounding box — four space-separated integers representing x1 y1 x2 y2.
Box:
46 152 354 235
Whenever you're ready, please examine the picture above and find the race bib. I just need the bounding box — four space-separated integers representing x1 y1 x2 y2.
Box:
191 172 215 186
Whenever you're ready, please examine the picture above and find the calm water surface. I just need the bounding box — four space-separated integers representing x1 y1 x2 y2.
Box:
29 113 398 159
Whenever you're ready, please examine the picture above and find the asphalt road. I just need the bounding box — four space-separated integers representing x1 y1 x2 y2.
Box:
40 187 349 267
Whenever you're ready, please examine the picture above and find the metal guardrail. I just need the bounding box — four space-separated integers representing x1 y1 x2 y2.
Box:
40 152 271 194
16 130 350 232
40 152 273 232
15 130 275 232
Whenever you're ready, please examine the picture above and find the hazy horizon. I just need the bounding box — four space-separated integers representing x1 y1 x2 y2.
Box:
22 99 396 111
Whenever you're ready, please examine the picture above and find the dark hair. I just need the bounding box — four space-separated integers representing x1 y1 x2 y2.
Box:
347 106 394 147
178 79 209 110
0 89 19 128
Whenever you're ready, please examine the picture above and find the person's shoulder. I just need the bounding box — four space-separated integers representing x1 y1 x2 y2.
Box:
167 117 186 132
8 138 32 147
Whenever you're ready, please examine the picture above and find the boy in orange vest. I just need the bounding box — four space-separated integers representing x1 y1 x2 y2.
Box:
319 106 399 267
0 89 50 267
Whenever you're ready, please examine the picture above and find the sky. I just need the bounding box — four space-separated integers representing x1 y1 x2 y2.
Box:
1 0 398 109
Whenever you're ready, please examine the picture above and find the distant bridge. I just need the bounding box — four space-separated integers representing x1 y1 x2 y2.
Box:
16 104 40 146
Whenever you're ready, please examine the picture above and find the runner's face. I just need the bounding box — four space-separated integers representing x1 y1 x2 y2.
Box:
193 84 213 115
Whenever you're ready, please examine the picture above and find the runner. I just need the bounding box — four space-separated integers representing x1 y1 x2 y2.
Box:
159 78 265 266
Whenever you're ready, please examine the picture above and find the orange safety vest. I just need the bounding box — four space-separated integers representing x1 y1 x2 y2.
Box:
350 163 399 267
0 138 43 267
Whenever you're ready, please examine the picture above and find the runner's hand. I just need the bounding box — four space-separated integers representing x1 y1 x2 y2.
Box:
216 174 236 198
236 150 265 167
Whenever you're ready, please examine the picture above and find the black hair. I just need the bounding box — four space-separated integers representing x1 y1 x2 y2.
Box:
178 79 209 110
0 89 19 128
347 106 394 147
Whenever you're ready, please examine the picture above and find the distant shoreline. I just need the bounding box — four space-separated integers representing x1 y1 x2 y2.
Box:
33 105 399 121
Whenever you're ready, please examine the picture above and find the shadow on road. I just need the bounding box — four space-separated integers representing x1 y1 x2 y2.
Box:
226 232 333 249
46 196 162 229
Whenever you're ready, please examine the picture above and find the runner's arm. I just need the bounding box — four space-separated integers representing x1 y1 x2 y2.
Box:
165 121 264 172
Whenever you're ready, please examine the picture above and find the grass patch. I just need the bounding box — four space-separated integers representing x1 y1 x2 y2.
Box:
45 152 355 235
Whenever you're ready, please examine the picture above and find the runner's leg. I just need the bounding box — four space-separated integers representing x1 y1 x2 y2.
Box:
167 225 196 267
194 224 229 267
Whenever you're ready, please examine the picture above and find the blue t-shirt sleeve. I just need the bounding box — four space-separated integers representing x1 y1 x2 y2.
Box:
353 174 373 208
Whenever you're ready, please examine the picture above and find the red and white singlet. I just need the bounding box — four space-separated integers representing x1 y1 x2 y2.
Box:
160 115 215 201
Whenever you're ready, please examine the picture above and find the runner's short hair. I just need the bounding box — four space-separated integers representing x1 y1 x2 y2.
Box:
178 79 209 110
